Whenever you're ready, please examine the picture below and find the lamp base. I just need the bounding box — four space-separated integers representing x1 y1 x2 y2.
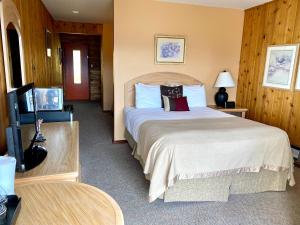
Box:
215 87 228 108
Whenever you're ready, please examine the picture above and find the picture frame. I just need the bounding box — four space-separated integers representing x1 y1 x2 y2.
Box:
263 45 299 90
155 35 186 64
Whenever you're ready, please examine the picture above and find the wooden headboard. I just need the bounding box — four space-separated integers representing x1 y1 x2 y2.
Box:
125 72 203 107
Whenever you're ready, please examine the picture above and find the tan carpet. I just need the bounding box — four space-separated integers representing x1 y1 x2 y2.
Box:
73 102 300 225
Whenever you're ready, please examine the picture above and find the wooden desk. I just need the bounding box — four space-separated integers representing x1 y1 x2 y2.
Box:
15 182 124 225
15 122 80 185
208 105 248 118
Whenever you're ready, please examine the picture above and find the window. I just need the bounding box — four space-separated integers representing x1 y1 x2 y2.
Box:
47 48 51 57
73 50 81 84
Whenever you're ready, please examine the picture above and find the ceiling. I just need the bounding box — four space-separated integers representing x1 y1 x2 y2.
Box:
41 0 272 24
41 0 113 24
158 0 272 9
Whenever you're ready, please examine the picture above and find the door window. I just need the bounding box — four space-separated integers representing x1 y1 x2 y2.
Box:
73 50 81 84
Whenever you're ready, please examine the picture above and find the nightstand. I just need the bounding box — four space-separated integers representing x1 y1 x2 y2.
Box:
208 105 248 118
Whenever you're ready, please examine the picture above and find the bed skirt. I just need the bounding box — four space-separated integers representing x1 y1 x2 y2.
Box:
125 129 288 202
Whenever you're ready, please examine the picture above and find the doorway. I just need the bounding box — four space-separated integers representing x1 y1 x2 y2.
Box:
63 43 89 100
7 23 22 88
61 34 101 102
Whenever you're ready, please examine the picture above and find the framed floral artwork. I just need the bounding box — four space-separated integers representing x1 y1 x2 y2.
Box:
263 45 298 90
155 35 186 64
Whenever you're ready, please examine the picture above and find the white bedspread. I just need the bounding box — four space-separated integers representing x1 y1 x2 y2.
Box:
124 107 233 142
124 107 295 202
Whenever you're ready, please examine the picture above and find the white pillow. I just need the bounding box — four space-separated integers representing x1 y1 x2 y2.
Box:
135 83 162 108
183 85 207 107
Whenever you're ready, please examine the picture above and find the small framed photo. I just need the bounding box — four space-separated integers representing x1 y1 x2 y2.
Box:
263 45 298 90
155 35 186 64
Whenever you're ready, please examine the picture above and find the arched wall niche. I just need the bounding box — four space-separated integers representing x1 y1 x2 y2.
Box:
0 0 26 91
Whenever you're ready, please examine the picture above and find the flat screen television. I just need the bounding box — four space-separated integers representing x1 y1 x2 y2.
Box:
6 83 47 172
35 88 63 111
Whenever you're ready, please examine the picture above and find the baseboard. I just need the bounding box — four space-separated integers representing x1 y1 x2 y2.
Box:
112 139 128 144
103 110 113 116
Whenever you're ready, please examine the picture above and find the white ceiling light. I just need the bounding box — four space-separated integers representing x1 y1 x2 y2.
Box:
72 10 79 14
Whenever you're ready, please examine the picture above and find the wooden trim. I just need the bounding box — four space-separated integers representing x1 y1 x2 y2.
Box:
54 21 103 35
112 139 128 144
125 72 202 107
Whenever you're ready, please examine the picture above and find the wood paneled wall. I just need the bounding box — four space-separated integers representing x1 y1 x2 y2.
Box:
51 33 62 86
54 21 103 35
12 0 61 87
0 0 61 154
236 0 300 147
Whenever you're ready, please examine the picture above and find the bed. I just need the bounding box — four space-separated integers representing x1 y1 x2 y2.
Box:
124 72 295 202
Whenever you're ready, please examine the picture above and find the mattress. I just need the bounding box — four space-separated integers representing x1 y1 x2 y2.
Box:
124 106 233 142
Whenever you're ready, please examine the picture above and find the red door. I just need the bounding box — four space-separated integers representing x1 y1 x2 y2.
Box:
63 44 89 100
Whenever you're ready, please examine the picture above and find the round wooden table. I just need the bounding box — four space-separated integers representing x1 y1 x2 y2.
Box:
15 182 124 225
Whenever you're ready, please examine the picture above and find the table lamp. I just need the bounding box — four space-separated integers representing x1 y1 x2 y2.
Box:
214 71 235 107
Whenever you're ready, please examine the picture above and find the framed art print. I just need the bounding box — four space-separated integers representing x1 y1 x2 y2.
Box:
263 45 298 90
155 35 186 64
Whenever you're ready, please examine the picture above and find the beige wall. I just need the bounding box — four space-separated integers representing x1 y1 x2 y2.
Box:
102 23 114 111
113 0 244 140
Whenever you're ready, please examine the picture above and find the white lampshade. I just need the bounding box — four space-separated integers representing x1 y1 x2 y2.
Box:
214 71 235 88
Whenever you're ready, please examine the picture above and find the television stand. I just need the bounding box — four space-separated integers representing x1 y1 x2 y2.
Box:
15 122 80 185
23 145 47 171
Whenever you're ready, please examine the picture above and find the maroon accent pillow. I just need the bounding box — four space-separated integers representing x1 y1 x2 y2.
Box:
175 97 190 111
